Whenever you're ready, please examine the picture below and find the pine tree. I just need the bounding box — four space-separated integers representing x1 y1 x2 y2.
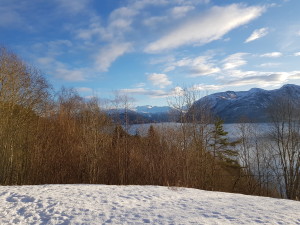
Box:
210 118 239 167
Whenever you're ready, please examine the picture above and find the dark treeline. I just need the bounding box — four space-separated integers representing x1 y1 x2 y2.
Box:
0 47 299 200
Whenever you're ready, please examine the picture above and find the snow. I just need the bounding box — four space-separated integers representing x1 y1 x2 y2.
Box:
0 185 299 224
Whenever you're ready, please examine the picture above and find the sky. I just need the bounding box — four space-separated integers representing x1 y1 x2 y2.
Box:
1 0 300 106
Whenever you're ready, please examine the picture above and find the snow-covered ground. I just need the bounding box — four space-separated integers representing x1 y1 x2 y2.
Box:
0 185 299 224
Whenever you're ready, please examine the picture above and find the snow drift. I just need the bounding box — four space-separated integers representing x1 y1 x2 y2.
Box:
0 185 299 224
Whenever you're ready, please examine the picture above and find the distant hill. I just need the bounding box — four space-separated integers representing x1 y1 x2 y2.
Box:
134 105 173 114
106 106 176 124
106 109 154 124
189 84 300 123
134 105 177 122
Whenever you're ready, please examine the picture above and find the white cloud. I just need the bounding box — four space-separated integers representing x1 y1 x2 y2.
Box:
132 0 169 10
171 0 210 6
190 64 220 77
110 7 137 19
108 7 137 31
142 1 205 27
136 83 146 88
36 57 55 65
222 53 248 70
217 70 300 88
145 4 265 53
245 27 269 43
190 84 222 91
148 73 172 88
189 56 220 76
95 43 132 72
227 73 288 87
143 16 168 27
164 66 176 73
170 6 195 18
294 52 300 56
260 52 282 57
220 69 256 80
120 88 169 98
289 71 300 80
259 63 281 67
56 67 86 81
75 17 105 40
76 6 136 42
171 86 185 96
120 86 185 98
149 55 175 65
165 56 220 76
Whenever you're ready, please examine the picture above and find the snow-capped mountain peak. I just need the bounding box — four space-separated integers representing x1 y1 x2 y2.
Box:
190 84 300 123
134 105 173 114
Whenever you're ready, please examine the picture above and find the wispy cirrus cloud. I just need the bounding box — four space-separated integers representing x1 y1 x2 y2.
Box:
75 6 137 42
224 72 288 87
170 6 195 18
222 53 248 70
120 88 168 98
0 0 37 30
55 67 87 81
245 27 269 43
294 52 300 56
31 40 90 82
148 73 172 88
217 69 300 88
145 4 265 53
95 42 132 72
258 62 281 68
260 52 282 57
143 16 168 27
120 86 185 98
190 84 222 91
142 3 201 27
164 55 220 76
132 0 209 10
187 56 220 77
76 87 93 93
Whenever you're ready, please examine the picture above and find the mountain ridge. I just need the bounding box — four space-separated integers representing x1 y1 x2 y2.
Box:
191 84 300 123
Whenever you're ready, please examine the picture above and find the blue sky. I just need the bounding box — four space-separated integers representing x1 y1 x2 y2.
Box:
1 0 300 106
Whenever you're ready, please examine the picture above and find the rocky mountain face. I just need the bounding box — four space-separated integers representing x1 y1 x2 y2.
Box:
190 84 300 123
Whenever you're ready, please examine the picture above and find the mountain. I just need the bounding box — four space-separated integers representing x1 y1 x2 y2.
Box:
106 108 154 124
134 105 176 122
105 105 176 124
190 84 300 123
134 105 173 114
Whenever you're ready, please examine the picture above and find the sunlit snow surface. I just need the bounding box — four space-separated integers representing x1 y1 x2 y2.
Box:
0 185 299 224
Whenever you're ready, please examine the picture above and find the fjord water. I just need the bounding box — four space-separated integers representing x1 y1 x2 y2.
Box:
126 122 272 140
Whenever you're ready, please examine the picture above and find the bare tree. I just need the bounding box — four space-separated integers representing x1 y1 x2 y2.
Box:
0 46 50 184
267 97 300 199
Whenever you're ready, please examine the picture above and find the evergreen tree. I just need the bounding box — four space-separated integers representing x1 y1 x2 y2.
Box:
210 118 240 167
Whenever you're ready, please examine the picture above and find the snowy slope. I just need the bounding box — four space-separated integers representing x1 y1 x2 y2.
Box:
192 84 300 123
1 185 300 224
